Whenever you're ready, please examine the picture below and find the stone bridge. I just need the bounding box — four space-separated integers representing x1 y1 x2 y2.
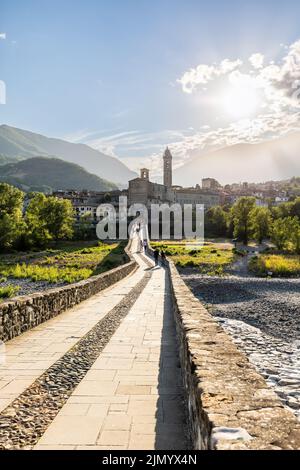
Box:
0 231 299 450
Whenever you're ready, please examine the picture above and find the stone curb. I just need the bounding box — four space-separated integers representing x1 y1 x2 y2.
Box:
168 260 300 450
0 242 138 343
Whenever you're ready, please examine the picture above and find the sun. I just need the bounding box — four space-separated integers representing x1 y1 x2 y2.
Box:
220 83 261 119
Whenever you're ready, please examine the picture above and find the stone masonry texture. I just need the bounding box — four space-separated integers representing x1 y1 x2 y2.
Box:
168 260 300 450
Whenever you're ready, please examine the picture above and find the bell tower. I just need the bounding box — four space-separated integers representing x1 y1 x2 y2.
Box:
163 147 172 188
140 168 149 180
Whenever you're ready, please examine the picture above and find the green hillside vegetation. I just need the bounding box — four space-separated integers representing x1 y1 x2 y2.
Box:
0 124 136 187
0 157 117 192
0 155 24 166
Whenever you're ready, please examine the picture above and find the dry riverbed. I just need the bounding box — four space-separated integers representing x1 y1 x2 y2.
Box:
181 272 300 419
0 278 65 298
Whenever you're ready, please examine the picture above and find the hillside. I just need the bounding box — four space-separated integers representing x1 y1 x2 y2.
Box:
0 124 136 187
173 132 300 186
0 157 118 193
0 155 24 166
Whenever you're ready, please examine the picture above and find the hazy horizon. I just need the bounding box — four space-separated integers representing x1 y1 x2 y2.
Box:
1 0 300 183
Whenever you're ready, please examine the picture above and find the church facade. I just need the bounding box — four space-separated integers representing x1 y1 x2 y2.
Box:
128 148 175 207
128 147 221 209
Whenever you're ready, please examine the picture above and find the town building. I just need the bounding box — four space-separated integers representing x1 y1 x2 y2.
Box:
54 147 222 221
174 188 220 208
202 178 221 190
53 189 126 222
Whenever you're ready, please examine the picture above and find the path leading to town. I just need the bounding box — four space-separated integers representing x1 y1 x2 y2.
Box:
0 234 188 450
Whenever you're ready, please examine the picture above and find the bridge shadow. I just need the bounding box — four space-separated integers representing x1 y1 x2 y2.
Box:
154 264 190 450
92 241 128 275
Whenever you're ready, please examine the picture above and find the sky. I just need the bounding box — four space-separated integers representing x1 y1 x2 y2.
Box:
1 0 300 181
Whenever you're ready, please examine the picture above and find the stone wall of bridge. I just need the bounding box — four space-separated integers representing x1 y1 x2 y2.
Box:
0 244 137 343
168 260 300 450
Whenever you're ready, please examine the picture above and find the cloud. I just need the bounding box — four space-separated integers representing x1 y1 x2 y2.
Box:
0 33 6 40
178 39 300 111
249 53 264 69
71 39 300 181
63 129 97 143
175 40 300 162
272 40 300 103
177 59 242 93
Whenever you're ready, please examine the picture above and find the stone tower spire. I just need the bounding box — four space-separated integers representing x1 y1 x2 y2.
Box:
163 147 172 188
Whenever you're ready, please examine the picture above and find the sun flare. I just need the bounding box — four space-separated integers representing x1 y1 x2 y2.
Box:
220 84 261 119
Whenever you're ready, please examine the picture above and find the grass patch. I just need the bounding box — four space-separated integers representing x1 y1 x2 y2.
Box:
0 264 92 283
0 241 127 284
151 241 235 275
0 285 20 299
249 254 300 277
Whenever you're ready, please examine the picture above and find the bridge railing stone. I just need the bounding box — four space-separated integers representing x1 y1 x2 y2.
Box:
0 242 138 343
167 259 300 450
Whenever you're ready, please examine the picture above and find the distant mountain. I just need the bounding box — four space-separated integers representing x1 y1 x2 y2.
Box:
0 157 118 193
173 132 300 186
0 124 136 187
0 155 24 166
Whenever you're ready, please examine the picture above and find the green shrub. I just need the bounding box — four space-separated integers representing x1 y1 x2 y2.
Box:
232 248 246 256
0 263 92 283
151 241 235 276
0 241 126 284
249 254 300 277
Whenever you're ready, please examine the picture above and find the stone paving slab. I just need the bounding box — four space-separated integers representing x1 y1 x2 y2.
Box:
35 255 188 450
0 249 145 413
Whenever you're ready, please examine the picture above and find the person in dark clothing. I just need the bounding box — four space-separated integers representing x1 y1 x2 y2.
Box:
160 250 166 266
154 249 159 266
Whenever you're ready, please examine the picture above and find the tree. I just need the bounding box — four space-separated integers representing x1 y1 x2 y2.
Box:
271 216 300 253
290 197 300 220
250 207 272 244
74 212 95 240
289 217 300 254
0 183 25 251
271 202 291 220
271 218 290 250
41 197 74 241
205 206 228 237
24 193 52 248
104 193 111 203
231 197 256 245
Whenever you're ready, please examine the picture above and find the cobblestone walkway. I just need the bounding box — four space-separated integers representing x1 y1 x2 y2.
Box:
0 252 145 415
0 237 188 450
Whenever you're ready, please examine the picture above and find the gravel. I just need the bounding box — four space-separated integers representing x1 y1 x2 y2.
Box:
181 273 300 419
0 278 66 297
182 275 300 342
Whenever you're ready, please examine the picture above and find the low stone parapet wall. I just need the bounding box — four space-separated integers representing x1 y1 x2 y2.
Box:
0 244 137 343
168 260 300 450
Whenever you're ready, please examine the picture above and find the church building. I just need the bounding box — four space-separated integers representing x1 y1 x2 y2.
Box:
128 147 221 209
128 148 175 207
